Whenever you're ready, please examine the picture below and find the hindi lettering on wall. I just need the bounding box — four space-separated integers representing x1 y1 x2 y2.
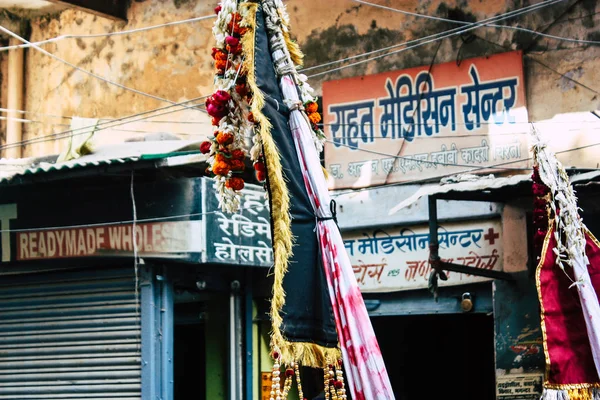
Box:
323 51 529 189
344 220 503 292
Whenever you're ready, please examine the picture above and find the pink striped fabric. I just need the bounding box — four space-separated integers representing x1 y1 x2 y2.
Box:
280 76 395 399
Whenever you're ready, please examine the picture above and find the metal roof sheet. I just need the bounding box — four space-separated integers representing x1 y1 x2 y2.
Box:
0 140 204 185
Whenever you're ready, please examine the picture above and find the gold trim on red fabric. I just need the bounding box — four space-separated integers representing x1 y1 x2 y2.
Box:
536 222 600 389
535 223 554 383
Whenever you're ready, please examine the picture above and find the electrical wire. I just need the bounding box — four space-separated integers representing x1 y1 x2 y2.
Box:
0 14 217 52
304 0 564 76
350 0 600 45
0 25 206 114
325 139 531 170
330 136 600 198
0 207 261 234
0 96 208 151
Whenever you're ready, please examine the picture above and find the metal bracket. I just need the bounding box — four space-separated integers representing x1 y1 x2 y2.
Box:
427 195 514 298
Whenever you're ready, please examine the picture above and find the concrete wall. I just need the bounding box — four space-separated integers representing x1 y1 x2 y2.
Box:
0 0 596 160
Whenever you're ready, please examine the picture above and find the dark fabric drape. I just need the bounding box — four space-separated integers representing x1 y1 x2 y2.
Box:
254 5 337 347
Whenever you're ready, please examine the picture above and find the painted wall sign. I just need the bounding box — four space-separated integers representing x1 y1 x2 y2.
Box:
497 373 543 399
494 273 545 399
323 51 529 189
203 180 273 267
343 220 503 292
16 221 203 260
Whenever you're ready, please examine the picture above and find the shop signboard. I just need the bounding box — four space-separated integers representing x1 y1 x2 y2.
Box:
0 177 272 267
343 219 503 292
323 50 529 189
203 180 272 267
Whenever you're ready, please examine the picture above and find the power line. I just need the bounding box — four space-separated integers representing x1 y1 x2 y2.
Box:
0 14 217 52
0 96 208 151
330 137 600 198
351 0 600 45
304 0 564 76
473 34 600 96
0 25 206 115
325 139 530 170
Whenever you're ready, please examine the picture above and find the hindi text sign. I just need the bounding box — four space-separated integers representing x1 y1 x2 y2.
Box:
323 51 528 189
344 220 503 292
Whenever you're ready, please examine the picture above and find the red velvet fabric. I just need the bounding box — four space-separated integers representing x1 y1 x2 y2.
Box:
538 227 600 384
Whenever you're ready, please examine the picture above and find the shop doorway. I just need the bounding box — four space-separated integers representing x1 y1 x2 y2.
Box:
174 301 206 400
372 313 495 400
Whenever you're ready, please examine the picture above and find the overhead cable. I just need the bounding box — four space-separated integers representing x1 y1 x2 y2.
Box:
0 25 206 114
350 0 600 45
304 0 564 76
0 14 217 52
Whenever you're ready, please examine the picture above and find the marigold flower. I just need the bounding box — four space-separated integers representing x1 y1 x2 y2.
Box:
306 102 318 113
216 132 234 145
212 160 231 176
215 153 229 162
215 59 227 70
308 112 321 125
225 177 245 191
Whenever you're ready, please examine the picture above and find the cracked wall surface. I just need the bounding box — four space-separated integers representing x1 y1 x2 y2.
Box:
0 0 597 158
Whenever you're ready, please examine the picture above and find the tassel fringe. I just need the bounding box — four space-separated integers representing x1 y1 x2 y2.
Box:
541 387 600 400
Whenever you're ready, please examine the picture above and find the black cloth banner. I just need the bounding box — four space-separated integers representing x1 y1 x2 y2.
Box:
254 5 338 348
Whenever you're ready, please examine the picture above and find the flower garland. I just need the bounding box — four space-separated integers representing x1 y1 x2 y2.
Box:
200 0 266 213
200 1 324 212
532 164 552 262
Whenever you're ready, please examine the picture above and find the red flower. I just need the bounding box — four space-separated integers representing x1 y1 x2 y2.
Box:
532 166 541 182
333 380 344 389
285 368 294 377
214 4 222 14
200 141 212 154
225 36 240 47
213 90 231 104
225 177 245 191
212 116 222 126
231 149 245 160
533 197 547 209
229 159 245 171
532 183 550 197
235 84 248 98
206 103 227 118
256 170 266 182
253 161 265 172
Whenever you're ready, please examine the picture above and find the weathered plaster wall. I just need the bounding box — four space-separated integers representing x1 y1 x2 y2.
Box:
4 0 599 158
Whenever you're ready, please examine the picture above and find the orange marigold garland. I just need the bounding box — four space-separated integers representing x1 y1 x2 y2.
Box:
202 0 256 213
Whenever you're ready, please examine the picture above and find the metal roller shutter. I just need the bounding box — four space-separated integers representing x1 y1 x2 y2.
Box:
0 267 141 400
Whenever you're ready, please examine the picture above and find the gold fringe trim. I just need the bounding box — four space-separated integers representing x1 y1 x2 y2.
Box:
241 2 340 367
535 221 554 383
567 388 594 400
546 383 600 390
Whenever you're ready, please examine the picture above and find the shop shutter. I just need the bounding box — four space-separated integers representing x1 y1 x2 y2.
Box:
0 267 141 400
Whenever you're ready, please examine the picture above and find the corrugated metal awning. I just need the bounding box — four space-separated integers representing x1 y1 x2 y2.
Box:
0 140 205 186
